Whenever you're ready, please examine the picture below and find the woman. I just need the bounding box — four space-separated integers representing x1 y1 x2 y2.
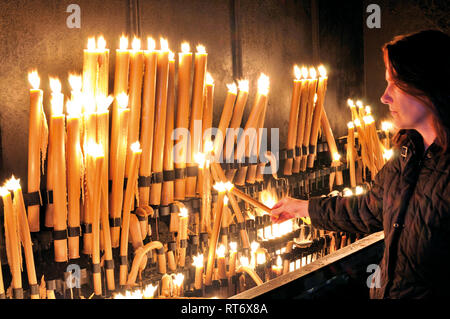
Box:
270 29 450 299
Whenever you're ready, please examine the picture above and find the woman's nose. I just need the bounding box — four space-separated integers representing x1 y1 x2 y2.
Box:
380 87 392 105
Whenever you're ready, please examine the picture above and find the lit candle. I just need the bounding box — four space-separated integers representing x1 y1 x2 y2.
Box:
149 38 170 206
139 37 158 209
66 95 83 260
235 74 270 186
173 273 185 297
356 100 366 120
49 77 68 263
85 142 104 296
300 67 318 172
0 186 22 295
109 93 130 248
195 152 208 233
174 42 193 201
125 37 144 210
364 114 384 171
347 99 359 122
271 255 283 278
27 70 48 232
96 35 109 97
213 82 237 161
186 44 208 198
354 118 372 175
6 177 39 298
177 206 189 267
113 35 130 107
307 65 328 168
347 122 357 188
193 253 204 290
161 51 176 206
381 121 393 149
293 66 310 173
120 142 142 286
217 244 227 280
228 242 238 278
284 65 303 175
224 79 249 164
82 37 99 102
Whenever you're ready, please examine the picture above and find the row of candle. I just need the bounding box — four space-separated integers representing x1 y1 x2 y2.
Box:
283 64 344 190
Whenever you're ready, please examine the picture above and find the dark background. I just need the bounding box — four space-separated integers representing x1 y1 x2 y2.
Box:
0 0 448 187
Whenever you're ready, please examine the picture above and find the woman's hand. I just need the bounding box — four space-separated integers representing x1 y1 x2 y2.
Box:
270 197 309 224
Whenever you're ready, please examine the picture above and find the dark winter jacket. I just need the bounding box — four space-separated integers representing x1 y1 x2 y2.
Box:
308 129 450 298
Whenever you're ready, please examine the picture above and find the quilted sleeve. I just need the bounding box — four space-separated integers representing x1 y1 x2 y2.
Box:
308 160 392 234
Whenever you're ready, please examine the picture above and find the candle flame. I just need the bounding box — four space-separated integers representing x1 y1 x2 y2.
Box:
130 141 142 153
227 83 238 94
66 100 82 117
87 37 96 50
238 79 249 92
301 66 309 79
276 255 282 267
96 95 114 113
160 37 169 52
333 152 341 162
309 67 317 79
97 35 106 50
204 140 214 153
239 256 249 267
179 207 188 218
383 149 394 161
347 98 355 107
49 77 62 93
194 152 206 168
381 121 393 132
119 35 128 50
5 175 21 192
68 73 82 92
142 284 158 298
223 195 229 206
131 37 141 51
114 289 144 299
0 187 9 198
169 50 175 62
257 73 270 96
217 244 226 258
229 242 237 252
260 189 277 209
205 72 214 86
147 37 156 51
251 241 260 253
173 273 185 287
196 44 206 54
28 70 40 89
213 181 234 193
356 100 364 109
85 140 104 158
363 115 375 124
318 65 327 78
116 92 129 109
294 65 302 80
192 254 204 267
347 121 354 129
365 106 372 114
181 42 190 53
314 93 318 103
354 118 362 127
355 186 364 195
256 250 266 265
343 188 353 197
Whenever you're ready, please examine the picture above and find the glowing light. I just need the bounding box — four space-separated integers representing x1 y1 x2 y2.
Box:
5 176 21 191
259 190 277 209
257 73 270 96
204 140 214 153
347 121 354 129
130 141 142 153
239 256 249 267
354 118 362 127
169 50 175 62
97 35 106 50
309 67 317 79
347 99 355 108
229 242 237 252
160 38 169 51
196 44 206 54
363 115 375 124
223 195 229 206
333 152 341 162
356 100 364 109
66 100 82 117
205 72 214 86
227 83 238 95
192 254 204 268
85 141 104 158
294 65 302 80
147 37 156 51
343 188 353 197
28 70 40 89
49 77 63 115
68 73 82 92
194 152 206 168
365 105 372 114
49 77 62 93
0 187 9 198
381 121 393 132
355 186 364 195
301 66 309 79
142 284 158 299
238 79 249 92
96 95 114 113
179 207 188 218
116 92 129 109
87 37 96 50
119 35 128 50
181 42 190 53
213 181 234 193
276 255 282 267
131 37 141 51
383 149 394 161
318 65 327 78
256 250 266 265
217 244 226 258
251 241 260 253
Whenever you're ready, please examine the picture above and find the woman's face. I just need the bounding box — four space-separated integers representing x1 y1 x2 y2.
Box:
380 69 431 130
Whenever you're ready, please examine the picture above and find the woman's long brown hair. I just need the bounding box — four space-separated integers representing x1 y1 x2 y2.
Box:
382 30 450 153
